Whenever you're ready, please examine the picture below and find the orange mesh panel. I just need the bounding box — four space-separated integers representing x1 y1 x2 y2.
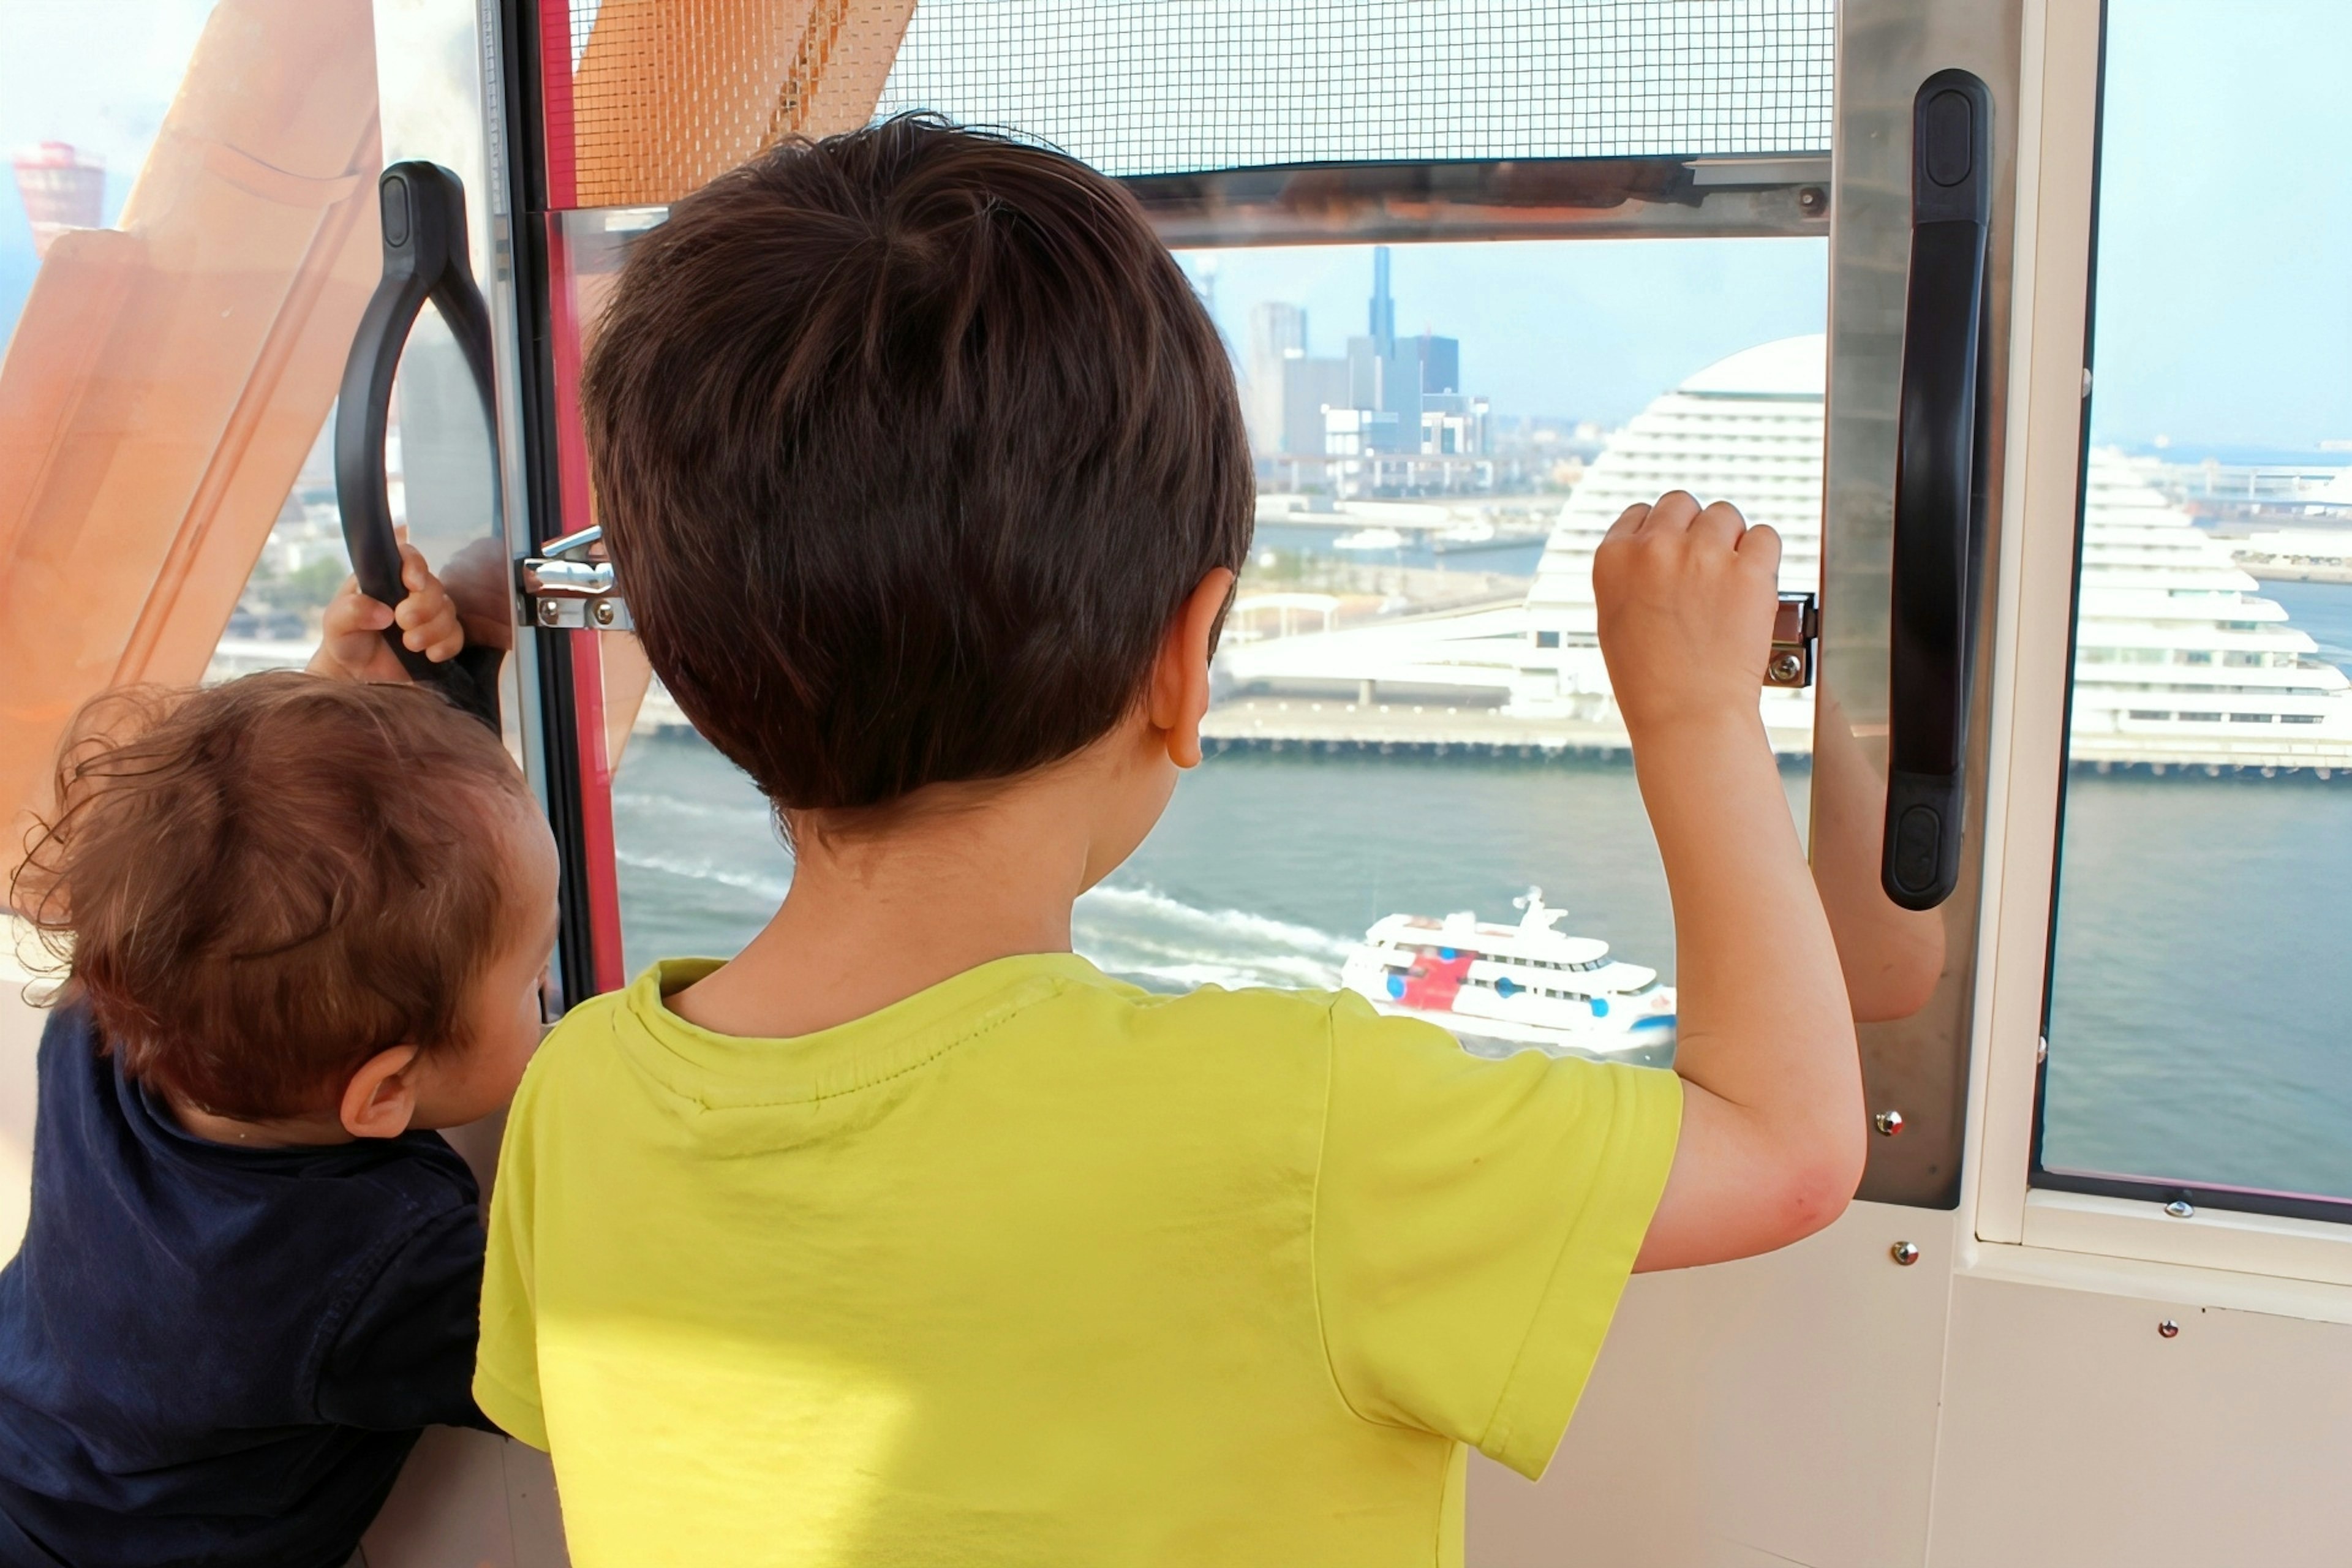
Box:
564 0 918 207
570 0 805 207
774 0 920 140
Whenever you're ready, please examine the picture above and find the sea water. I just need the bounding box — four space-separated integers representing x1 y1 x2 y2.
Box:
611 578 2352 1202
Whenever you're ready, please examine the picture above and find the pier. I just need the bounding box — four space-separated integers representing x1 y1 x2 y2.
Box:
1199 696 1812 761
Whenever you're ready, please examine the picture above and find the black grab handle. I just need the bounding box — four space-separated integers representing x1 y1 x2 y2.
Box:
334 161 502 727
1882 70 1994 911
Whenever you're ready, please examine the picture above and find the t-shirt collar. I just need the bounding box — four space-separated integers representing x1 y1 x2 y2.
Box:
615 951 1117 1112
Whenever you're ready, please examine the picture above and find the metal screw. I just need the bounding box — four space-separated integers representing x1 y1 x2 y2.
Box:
1890 1241 1920 1266
1874 1109 1905 1137
2158 1319 2180 1339
537 599 561 627
1798 186 1827 216
2164 1199 2196 1219
1767 650 1805 683
591 599 617 627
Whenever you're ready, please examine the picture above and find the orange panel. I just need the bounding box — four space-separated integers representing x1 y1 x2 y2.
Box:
566 0 922 207
571 0 815 207
0 0 382 873
778 0 919 140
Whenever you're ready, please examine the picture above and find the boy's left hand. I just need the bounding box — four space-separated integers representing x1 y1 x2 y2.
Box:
309 537 465 684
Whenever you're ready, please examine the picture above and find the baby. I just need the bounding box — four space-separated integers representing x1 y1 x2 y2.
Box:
0 554 555 1568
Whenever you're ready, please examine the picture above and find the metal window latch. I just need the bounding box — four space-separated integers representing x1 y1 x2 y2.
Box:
520 524 631 630
1766 590 1819 688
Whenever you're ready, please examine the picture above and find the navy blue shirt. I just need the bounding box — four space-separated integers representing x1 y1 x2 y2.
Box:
0 1003 493 1568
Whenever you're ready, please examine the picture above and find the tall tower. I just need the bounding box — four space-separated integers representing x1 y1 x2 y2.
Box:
10 143 105 258
1367 246 1395 356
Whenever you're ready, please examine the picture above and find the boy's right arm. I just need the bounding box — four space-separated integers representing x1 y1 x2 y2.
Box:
1594 491 1866 1272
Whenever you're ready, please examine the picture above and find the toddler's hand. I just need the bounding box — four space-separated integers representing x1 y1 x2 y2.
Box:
1594 491 1781 739
308 538 466 684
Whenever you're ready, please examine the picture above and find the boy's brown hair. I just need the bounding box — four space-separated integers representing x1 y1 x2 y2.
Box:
10 673 528 1120
584 115 1253 813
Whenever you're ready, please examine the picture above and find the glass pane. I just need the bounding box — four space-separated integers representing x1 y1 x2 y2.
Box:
612 234 1829 1066
1 0 388 839
2040 0 2352 1202
206 419 339 681
2 2 219 349
208 296 510 695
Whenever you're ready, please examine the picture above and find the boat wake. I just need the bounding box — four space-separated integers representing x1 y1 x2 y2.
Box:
611 848 1352 996
614 847 792 906
1074 883 1351 993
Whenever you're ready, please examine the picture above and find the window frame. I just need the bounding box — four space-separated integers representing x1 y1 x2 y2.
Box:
1963 0 2352 1286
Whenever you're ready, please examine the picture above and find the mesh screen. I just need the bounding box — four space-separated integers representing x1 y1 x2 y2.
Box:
876 0 1833 177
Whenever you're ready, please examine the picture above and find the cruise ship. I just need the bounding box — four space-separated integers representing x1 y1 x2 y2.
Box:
1223 334 2352 771
1338 888 1678 1060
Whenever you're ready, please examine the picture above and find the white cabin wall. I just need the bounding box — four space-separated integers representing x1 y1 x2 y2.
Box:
1471 1211 2352 1568
1470 1201 1961 1567
1925 1272 2352 1567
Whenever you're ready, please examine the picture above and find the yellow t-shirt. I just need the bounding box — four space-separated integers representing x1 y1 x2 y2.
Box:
476 955 1680 1568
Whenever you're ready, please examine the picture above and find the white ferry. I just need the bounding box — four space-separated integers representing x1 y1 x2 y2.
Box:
1338 888 1675 1058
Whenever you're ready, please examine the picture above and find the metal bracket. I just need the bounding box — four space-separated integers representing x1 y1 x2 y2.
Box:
522 522 630 630
1766 590 1819 688
520 524 631 630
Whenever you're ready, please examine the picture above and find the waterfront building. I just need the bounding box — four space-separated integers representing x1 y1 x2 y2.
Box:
1221 334 2352 769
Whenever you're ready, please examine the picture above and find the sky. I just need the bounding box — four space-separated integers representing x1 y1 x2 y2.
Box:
1178 238 1829 429
2 0 2346 448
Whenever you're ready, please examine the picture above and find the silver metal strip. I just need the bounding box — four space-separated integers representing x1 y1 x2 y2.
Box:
1822 0 2026 1207
1125 156 1832 248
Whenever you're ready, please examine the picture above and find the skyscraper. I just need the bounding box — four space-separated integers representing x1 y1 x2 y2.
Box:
1246 302 1307 452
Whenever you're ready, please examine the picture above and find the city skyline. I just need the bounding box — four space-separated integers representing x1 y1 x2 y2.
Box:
1240 245 1487 472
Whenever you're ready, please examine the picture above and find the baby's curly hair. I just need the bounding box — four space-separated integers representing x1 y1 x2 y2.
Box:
10 673 528 1120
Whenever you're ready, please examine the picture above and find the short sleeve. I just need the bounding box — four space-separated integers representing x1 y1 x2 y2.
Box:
1312 993 1681 1480
316 1205 496 1433
472 1076 548 1450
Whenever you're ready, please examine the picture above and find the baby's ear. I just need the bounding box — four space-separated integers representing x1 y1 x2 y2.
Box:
339 1045 423 1140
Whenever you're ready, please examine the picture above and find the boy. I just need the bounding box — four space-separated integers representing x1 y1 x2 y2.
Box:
0 560 559 1568
477 116 1866 1566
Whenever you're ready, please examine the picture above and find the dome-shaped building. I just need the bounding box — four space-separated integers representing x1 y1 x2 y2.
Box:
1221 334 2352 768
1511 333 1826 743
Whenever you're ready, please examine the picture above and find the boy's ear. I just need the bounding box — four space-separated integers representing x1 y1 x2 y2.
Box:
1150 568 1235 771
339 1045 423 1140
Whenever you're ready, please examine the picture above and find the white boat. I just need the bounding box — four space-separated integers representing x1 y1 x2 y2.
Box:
1332 526 1406 551
1338 888 1676 1059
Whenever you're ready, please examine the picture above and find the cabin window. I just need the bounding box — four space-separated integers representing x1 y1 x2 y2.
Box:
2036 0 2352 1216
519 1 1853 1072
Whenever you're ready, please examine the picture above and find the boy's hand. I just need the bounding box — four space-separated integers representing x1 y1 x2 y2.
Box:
1593 491 1781 739
308 538 465 684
